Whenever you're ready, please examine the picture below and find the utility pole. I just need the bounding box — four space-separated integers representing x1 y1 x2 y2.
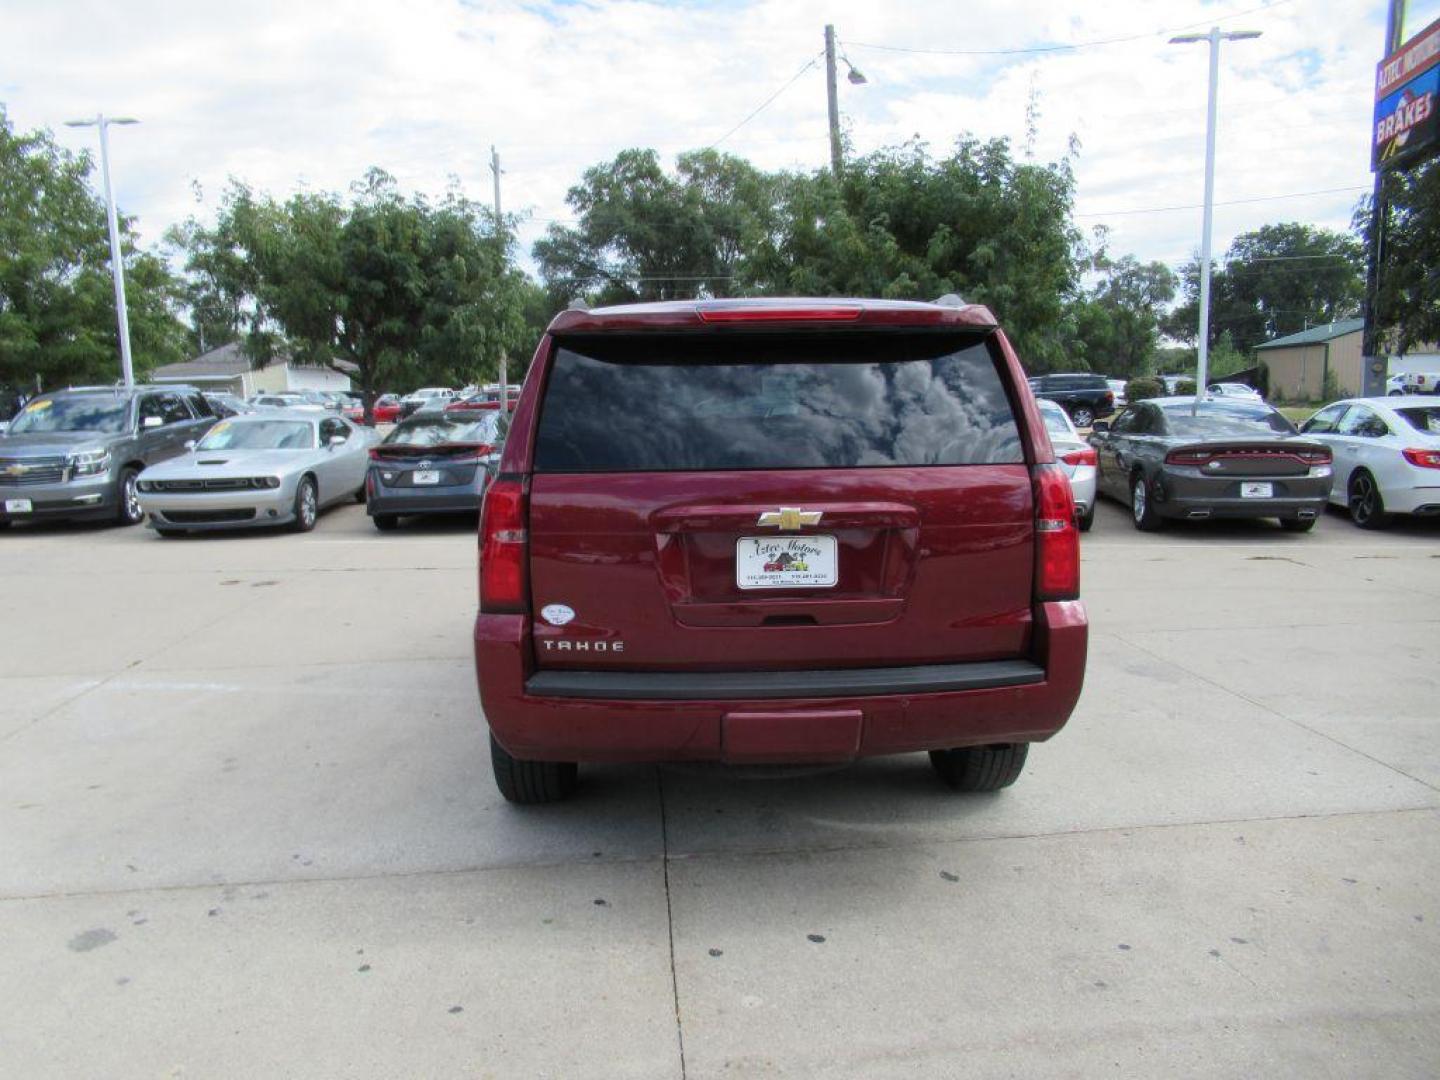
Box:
64 113 139 388
825 25 842 177
1361 0 1408 397
1169 29 1261 415
490 145 507 393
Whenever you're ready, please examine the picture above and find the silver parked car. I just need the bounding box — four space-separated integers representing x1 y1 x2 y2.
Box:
135 414 376 535
1037 398 1097 531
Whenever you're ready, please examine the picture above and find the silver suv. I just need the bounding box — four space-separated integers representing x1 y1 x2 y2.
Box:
0 385 217 528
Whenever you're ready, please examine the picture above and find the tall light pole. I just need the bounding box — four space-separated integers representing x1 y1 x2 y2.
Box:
824 25 867 178
1169 29 1260 414
490 144 507 393
65 113 140 389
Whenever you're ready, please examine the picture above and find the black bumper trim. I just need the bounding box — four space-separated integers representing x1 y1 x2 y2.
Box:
525 659 1044 701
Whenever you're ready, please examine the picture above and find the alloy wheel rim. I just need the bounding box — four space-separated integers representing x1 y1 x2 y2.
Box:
1074 409 1093 428
301 484 317 525
1353 476 1374 522
124 475 140 521
1133 479 1146 522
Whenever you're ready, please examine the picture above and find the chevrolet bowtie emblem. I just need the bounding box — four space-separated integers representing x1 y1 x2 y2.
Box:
757 507 822 530
5 464 27 477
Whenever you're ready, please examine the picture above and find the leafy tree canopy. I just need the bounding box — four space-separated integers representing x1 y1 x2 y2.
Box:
0 107 187 391
1357 157 1440 354
1064 234 1176 378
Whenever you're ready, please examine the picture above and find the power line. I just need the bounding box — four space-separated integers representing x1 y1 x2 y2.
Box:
709 53 824 150
1076 185 1368 218
846 0 1295 57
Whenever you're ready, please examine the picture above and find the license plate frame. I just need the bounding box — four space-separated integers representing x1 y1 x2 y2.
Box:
412 470 441 485
736 535 838 590
1240 482 1274 499
4 498 33 514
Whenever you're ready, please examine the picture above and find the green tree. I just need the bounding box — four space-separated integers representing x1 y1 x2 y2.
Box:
1357 157 1440 354
1166 222 1364 354
1066 245 1176 377
0 107 187 390
170 170 535 420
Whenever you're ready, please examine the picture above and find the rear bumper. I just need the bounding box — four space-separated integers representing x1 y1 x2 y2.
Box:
1155 468 1332 520
475 601 1087 764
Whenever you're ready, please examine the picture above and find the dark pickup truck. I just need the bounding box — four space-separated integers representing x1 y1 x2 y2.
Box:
1027 374 1115 429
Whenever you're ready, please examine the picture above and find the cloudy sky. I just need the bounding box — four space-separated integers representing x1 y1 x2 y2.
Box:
4 0 1437 283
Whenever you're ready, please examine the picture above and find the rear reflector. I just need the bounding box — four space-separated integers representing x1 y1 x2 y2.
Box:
1403 447 1440 469
1033 464 1080 601
480 479 528 613
697 304 864 323
1061 447 1098 467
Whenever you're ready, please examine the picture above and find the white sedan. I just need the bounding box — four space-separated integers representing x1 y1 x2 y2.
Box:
1299 396 1440 528
1037 398 1097 531
1206 382 1263 401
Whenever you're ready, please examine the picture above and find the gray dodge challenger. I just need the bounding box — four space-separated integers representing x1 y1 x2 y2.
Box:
1089 397 1334 532
136 413 377 535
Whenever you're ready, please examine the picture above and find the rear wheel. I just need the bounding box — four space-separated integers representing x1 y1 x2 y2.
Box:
372 513 398 531
1279 516 1316 533
1077 505 1095 532
1070 405 1095 429
1130 473 1164 532
490 735 578 804
930 743 1029 792
115 467 143 526
1348 470 1391 530
353 487 367 504
292 477 318 532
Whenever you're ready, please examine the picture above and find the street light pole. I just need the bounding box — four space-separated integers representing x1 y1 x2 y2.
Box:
490 145 506 393
1169 29 1260 415
66 113 139 389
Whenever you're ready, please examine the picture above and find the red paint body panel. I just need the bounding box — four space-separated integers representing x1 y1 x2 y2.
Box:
476 297 1087 766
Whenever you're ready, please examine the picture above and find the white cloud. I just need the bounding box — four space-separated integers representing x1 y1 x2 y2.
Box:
0 0 1392 285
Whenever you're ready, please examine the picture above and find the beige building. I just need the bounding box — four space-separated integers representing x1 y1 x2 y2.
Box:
1254 319 1365 401
148 343 355 397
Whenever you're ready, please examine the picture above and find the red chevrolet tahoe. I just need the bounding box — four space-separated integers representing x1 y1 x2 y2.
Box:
474 297 1087 803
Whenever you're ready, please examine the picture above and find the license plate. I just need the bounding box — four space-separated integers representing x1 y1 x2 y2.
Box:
1241 482 1273 499
4 499 33 514
736 535 838 589
413 470 441 485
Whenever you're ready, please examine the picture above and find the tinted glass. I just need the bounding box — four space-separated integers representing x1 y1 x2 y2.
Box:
1110 407 1140 434
385 412 504 447
198 420 315 450
159 394 191 424
534 333 1023 472
1158 402 1295 437
1037 401 1073 437
1302 403 1348 434
8 395 129 434
1337 405 1388 438
188 393 214 418
1397 407 1440 435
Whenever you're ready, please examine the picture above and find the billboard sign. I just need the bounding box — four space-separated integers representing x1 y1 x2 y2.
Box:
1374 16 1440 170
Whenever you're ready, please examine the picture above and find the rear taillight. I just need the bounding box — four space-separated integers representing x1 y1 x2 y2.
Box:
1033 464 1079 601
1299 447 1333 465
1060 447 1098 467
1165 449 1210 466
1403 447 1440 469
696 303 863 323
480 478 528 613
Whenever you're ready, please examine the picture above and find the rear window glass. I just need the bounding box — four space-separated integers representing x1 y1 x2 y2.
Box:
1397 407 1440 435
1159 402 1295 437
534 333 1023 472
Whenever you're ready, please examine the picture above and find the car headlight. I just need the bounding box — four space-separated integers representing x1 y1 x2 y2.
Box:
252 476 282 489
66 447 111 477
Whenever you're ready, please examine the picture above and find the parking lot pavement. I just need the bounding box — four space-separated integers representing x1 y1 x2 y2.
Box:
1 503 1437 1078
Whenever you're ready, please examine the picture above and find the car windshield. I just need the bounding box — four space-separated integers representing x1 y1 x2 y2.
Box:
1397 407 1440 435
1037 403 1073 437
1160 403 1295 437
8 395 129 434
197 419 315 450
384 413 501 446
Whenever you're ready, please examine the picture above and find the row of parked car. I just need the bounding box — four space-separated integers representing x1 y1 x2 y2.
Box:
0 383 510 535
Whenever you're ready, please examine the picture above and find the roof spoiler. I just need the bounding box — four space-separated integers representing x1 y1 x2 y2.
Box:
933 293 968 308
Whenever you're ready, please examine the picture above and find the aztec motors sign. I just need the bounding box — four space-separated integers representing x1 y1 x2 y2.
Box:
1374 16 1440 170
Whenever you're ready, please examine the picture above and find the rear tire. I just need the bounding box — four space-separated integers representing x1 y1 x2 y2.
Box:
1130 473 1164 532
1348 470 1391 530
930 743 1029 792
1077 505 1095 532
490 735 578 804
1070 406 1095 429
353 487 367 504
1279 516 1316 533
372 513 398 531
155 528 184 538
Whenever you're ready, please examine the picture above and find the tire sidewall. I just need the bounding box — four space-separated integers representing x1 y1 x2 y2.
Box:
116 468 143 526
293 477 318 532
1072 406 1094 429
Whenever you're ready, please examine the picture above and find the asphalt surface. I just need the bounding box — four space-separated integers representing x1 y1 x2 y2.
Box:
1 499 1437 1078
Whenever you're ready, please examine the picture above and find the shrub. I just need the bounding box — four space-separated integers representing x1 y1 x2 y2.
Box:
1126 376 1164 401
1176 379 1197 396
1320 369 1343 404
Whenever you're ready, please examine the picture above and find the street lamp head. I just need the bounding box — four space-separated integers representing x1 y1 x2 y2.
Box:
64 119 96 128
1223 30 1262 40
109 118 140 125
1168 33 1208 44
846 64 867 85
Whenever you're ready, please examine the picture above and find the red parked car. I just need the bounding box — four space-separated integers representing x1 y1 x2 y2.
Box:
344 394 402 425
475 297 1087 803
